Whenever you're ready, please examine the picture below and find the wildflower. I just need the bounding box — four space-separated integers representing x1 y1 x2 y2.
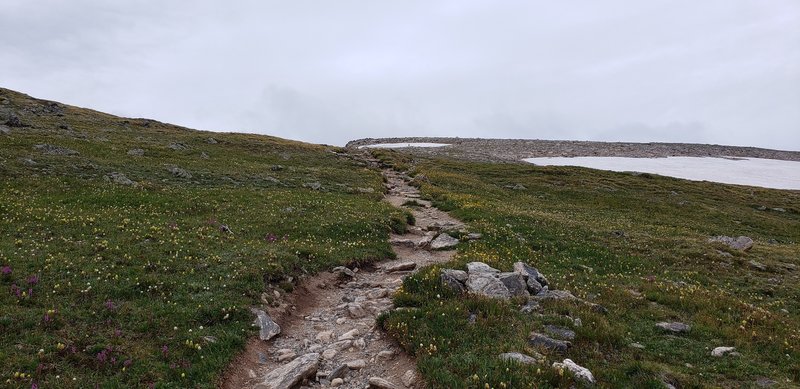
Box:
161 345 169 357
1 265 11 276
104 300 116 311
97 350 108 363
27 274 39 285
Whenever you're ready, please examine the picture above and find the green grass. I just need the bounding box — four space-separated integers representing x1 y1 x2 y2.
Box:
0 88 407 388
376 152 800 388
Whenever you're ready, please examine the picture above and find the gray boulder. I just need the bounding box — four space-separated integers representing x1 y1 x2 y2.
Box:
513 262 549 287
709 236 754 251
254 353 320 389
166 165 192 179
466 273 510 299
106 172 136 186
440 270 466 294
127 148 145 157
0 125 9 135
251 308 281 341
499 272 529 297
544 325 576 341
499 352 540 365
656 321 690 333
552 359 595 385
466 262 500 274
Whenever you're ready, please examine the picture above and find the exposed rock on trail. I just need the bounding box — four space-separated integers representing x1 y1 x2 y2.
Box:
224 159 465 389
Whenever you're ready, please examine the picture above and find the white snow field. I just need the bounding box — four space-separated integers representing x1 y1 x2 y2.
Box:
523 156 800 190
359 143 450 148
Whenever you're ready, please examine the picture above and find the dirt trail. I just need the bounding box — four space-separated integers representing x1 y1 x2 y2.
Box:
222 161 465 389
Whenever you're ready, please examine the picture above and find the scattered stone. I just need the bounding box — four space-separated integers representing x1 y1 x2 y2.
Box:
19 158 37 166
328 364 348 380
532 289 576 301
552 359 595 385
33 144 78 156
498 272 530 297
316 331 333 343
277 349 297 362
250 308 281 341
105 172 136 186
544 325 576 341
430 233 459 250
376 350 395 361
4 115 22 127
200 151 210 159
345 359 366 370
367 288 389 299
749 260 767 271
165 165 192 179
322 348 338 360
630 342 645 349
395 370 414 388
332 266 356 278
303 182 322 190
353 338 366 349
755 377 777 387
0 125 9 135
499 352 540 365
656 321 690 333
168 142 189 150
520 300 540 313
206 137 218 144
347 303 367 319
390 238 417 248
254 353 320 389
368 376 402 389
331 378 344 387
385 261 417 273
709 236 754 251
529 332 571 353
465 232 483 240
711 346 736 357
127 148 144 157
338 329 359 341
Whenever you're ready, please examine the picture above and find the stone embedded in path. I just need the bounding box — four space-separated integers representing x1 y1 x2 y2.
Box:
711 346 737 357
316 331 333 342
369 376 402 389
529 332 571 353
656 321 691 333
430 233 459 250
401 370 416 387
347 303 367 319
338 328 359 341
552 359 595 385
385 261 417 273
709 235 754 251
390 237 417 248
254 353 320 389
377 350 395 361
276 349 296 362
332 266 356 278
322 348 338 360
250 308 281 341
499 352 541 365
345 359 366 369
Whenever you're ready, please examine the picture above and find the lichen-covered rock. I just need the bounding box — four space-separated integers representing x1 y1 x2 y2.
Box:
656 321 690 333
499 272 529 297
513 262 549 287
499 352 541 365
552 359 595 385
430 233 459 250
709 235 754 251
466 272 510 299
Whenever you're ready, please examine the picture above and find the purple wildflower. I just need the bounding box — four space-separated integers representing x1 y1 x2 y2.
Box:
104 300 116 310
265 233 277 242
123 359 133 368
161 345 169 357
27 274 39 285
1 265 11 275
31 383 38 389
97 350 108 363
10 284 21 297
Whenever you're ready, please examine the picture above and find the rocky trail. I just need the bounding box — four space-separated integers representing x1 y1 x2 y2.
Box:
223 160 466 389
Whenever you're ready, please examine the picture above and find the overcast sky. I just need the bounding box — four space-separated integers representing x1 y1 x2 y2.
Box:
1 1 798 150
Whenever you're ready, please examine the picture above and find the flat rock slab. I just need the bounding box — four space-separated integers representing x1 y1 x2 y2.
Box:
251 308 281 341
369 376 402 389
430 234 459 250
544 325 576 341
385 261 417 273
529 333 571 353
499 352 541 365
255 353 320 389
466 273 510 299
656 321 691 333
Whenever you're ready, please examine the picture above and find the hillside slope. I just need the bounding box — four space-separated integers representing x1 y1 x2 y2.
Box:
0 88 408 388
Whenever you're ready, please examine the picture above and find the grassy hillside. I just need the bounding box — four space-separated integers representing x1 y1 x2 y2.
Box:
0 89 408 388
374 150 800 388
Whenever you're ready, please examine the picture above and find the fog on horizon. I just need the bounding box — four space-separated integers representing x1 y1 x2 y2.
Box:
1 1 798 150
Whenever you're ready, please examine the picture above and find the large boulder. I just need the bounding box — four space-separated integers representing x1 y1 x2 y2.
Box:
513 262 549 287
440 270 467 294
254 353 320 389
466 262 500 274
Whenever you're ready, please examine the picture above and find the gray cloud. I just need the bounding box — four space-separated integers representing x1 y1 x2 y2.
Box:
1 0 798 150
